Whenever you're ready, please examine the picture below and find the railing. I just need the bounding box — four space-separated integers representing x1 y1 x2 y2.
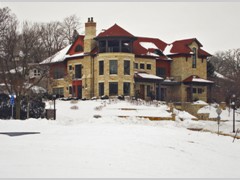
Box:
99 46 131 53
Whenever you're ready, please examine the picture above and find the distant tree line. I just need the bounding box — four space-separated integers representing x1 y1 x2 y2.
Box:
208 49 240 106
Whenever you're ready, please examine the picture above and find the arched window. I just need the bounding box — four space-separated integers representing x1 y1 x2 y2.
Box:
192 47 197 68
75 45 83 52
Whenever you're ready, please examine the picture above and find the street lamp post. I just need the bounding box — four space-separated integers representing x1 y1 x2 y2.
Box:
232 94 236 133
53 94 56 120
216 106 222 136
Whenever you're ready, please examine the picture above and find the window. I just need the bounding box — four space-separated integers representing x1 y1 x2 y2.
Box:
192 47 197 68
193 88 197 94
109 82 118 96
69 65 72 71
99 61 104 75
121 40 131 53
140 63 145 69
99 41 107 53
147 64 151 70
108 40 119 52
75 64 82 79
75 45 83 52
134 63 138 69
109 60 118 74
69 86 72 94
53 67 64 79
124 60 130 75
156 67 166 77
198 88 203 94
33 69 41 77
53 87 64 95
123 82 130 96
99 83 104 96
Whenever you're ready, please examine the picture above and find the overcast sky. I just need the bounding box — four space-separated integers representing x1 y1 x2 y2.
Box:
1 2 240 54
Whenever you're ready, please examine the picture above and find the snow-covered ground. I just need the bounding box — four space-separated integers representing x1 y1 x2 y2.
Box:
0 99 240 178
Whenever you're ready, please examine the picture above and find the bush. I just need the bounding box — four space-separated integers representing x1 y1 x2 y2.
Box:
0 93 45 120
118 95 125 100
101 95 109 100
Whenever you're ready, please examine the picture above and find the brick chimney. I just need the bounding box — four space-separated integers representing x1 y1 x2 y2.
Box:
84 17 96 53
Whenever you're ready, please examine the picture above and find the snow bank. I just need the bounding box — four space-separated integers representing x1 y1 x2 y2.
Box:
193 100 208 105
1 100 240 178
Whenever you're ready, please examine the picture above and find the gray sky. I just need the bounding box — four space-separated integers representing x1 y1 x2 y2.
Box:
1 2 240 54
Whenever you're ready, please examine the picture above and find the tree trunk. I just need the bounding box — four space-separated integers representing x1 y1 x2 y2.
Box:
15 96 21 119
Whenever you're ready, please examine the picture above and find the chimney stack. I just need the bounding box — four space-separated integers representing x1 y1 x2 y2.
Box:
84 17 96 53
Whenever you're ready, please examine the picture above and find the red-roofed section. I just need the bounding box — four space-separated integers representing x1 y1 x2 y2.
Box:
97 24 134 38
171 38 199 54
183 75 214 84
133 37 167 54
198 48 211 57
166 38 211 57
67 35 85 55
183 75 200 83
133 37 169 59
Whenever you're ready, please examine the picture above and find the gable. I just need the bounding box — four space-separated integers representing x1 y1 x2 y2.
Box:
165 38 211 58
96 24 134 38
67 35 85 55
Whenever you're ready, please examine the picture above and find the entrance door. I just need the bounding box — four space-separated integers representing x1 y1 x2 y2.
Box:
140 85 145 100
160 88 166 101
156 86 166 101
77 85 82 99
186 87 192 102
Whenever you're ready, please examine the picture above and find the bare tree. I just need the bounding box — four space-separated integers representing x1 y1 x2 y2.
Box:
0 7 50 119
0 7 83 119
39 21 67 57
61 14 81 44
209 49 240 105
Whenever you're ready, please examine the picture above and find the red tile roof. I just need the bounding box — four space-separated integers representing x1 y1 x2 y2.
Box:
133 37 167 53
183 75 214 84
198 48 211 57
97 24 134 38
133 37 169 59
166 38 211 57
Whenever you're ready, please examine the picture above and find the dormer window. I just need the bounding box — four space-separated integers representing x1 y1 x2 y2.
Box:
75 45 83 52
192 47 197 68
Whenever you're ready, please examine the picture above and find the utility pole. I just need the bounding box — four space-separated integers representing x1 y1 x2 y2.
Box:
232 94 236 133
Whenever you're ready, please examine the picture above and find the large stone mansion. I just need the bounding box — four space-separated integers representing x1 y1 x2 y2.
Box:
41 17 213 102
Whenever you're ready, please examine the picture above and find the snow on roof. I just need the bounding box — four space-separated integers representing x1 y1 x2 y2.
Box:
139 42 158 49
163 44 174 55
192 77 214 83
137 73 163 80
40 45 71 64
65 52 85 59
146 52 159 57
